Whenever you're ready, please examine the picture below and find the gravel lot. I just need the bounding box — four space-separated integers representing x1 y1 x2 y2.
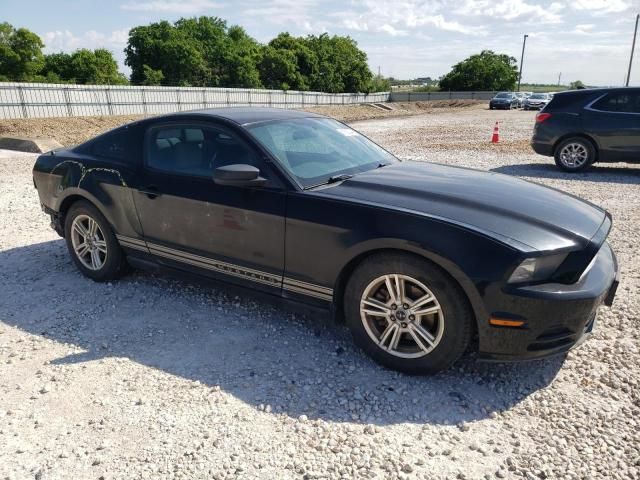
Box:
1 107 638 480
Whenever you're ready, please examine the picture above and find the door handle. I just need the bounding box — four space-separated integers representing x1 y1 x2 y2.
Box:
138 185 161 199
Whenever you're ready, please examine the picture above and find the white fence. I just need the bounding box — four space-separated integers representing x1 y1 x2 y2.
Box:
0 82 391 119
390 91 496 101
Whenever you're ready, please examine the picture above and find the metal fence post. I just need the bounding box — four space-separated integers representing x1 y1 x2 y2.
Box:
408 91 411 102
105 87 114 116
202 88 207 109
141 88 147 114
248 89 252 106
284 90 287 109
17 85 28 118
226 89 231 107
63 87 72 117
176 88 181 111
269 90 272 107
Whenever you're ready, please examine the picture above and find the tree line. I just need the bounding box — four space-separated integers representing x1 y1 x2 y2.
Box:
0 18 390 93
2 19 580 93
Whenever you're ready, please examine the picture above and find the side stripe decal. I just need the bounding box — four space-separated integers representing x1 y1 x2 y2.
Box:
115 234 333 301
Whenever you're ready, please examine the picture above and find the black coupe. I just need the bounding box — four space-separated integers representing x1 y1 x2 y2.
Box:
33 108 619 374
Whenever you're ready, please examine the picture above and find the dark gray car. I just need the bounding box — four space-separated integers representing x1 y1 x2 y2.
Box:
531 87 640 171
489 92 519 110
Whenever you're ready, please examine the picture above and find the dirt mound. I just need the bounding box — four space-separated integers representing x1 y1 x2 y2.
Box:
0 102 483 147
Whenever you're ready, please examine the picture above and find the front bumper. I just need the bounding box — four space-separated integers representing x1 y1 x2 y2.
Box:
524 103 545 110
478 242 619 362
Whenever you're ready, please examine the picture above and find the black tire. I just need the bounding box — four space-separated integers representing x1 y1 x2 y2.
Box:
64 200 128 282
554 137 596 172
344 252 474 374
489 106 494 110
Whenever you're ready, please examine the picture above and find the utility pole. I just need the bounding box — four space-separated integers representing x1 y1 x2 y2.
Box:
378 66 381 77
558 72 562 87
517 34 528 92
626 14 639 86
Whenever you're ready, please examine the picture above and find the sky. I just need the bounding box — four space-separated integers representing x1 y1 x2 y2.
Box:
1 0 639 86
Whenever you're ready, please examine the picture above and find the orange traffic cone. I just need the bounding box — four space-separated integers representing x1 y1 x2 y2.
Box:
491 121 500 143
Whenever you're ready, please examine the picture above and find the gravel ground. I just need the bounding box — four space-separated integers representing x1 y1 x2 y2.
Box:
1 107 639 480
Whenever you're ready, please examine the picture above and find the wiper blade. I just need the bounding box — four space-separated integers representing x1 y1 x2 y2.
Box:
327 174 354 183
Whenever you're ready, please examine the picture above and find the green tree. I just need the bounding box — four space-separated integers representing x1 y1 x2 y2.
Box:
305 33 372 93
141 64 164 85
0 22 45 81
439 50 518 91
369 75 391 93
38 49 127 84
259 44 308 90
125 17 262 87
569 80 585 89
259 33 317 90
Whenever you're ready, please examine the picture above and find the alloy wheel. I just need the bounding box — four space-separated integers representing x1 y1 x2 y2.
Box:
360 274 445 358
70 214 107 271
559 142 589 169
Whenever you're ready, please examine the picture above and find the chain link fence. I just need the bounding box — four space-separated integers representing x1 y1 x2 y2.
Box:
0 82 391 119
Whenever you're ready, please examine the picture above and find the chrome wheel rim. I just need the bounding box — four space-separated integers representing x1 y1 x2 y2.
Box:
360 274 445 359
71 214 107 271
559 142 588 168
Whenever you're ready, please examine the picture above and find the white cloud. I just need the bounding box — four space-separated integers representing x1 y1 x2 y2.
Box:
570 0 630 13
42 29 129 53
340 1 487 36
454 0 564 24
241 0 323 31
379 24 408 36
120 0 220 13
343 19 369 31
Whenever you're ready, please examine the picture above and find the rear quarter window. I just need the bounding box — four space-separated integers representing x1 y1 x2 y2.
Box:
89 127 140 163
545 92 591 110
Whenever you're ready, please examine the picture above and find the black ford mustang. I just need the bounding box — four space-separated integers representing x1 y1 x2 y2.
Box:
32 108 619 374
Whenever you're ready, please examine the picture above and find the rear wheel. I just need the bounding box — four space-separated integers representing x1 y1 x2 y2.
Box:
344 253 473 374
64 201 127 281
554 137 596 172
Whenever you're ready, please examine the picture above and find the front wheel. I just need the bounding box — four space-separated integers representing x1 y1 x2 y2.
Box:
64 200 128 281
344 253 473 374
554 137 596 172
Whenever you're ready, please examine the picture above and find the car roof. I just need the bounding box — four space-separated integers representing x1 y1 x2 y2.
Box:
553 87 640 97
167 107 327 125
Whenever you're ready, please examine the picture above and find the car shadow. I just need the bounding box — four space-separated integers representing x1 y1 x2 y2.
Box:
492 162 640 184
0 240 565 426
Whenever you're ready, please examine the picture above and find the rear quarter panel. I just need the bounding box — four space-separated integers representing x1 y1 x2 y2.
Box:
33 150 143 238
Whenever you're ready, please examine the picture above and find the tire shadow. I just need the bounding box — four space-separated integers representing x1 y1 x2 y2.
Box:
0 239 565 426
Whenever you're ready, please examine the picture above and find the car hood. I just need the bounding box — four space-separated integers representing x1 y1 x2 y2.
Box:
314 162 607 252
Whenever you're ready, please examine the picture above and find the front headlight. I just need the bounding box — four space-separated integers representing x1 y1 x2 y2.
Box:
508 253 568 284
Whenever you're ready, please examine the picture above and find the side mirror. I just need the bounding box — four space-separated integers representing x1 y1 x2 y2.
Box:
213 164 267 187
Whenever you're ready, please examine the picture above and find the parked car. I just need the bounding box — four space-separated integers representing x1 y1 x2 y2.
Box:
489 92 519 110
531 87 640 172
514 92 526 108
523 93 550 110
32 107 618 374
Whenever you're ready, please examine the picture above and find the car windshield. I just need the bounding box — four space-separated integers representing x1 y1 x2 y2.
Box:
246 117 397 188
530 94 547 99
495 93 511 98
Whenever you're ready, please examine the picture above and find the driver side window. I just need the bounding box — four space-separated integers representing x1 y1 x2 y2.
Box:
146 123 262 177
